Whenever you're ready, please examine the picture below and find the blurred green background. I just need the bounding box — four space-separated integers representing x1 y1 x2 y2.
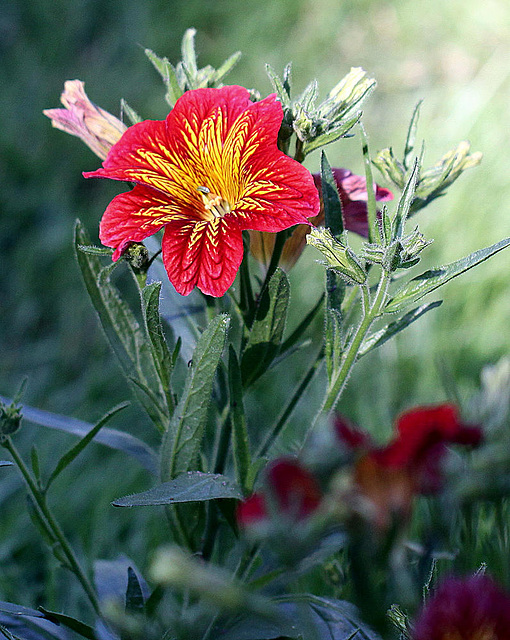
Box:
1 0 510 610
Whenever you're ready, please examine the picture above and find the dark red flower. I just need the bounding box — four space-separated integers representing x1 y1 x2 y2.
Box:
412 574 510 640
84 85 319 297
237 459 322 528
249 168 393 270
335 405 482 529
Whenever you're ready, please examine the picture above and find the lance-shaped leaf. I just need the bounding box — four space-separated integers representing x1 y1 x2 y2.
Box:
359 301 442 357
145 47 183 107
0 395 158 475
46 402 129 489
142 282 174 413
386 238 510 313
321 152 344 237
241 269 290 387
161 314 230 480
37 608 95 640
74 220 169 432
302 113 361 157
113 471 243 507
125 568 145 614
392 158 420 239
228 348 251 494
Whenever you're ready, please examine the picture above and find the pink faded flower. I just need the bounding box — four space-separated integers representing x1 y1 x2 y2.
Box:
84 85 319 297
412 574 510 640
249 168 393 270
44 80 127 160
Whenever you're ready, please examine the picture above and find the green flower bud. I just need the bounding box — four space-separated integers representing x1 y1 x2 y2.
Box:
320 67 376 121
307 228 366 284
0 400 23 436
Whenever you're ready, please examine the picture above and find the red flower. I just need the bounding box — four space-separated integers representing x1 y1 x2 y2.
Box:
84 86 319 296
249 168 392 271
335 405 482 529
237 459 322 528
412 574 510 640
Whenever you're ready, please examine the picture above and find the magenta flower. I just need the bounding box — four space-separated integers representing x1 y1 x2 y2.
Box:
413 574 510 640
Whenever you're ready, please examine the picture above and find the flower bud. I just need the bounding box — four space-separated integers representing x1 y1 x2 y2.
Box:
44 80 127 160
307 228 366 285
0 399 23 436
320 67 376 120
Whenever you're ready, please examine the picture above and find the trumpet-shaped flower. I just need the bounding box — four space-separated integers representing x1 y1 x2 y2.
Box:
44 80 127 160
84 86 319 296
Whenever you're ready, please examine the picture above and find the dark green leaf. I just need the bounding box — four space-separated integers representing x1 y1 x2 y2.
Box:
360 124 379 243
386 238 510 313
145 48 182 106
228 348 251 494
161 314 230 480
325 270 345 381
38 608 95 640
142 282 174 413
0 395 157 475
125 567 145 614
359 301 442 357
0 603 44 618
25 495 56 547
217 594 381 640
46 403 129 488
321 152 344 237
74 220 168 431
265 65 291 107
113 471 243 506
241 269 290 387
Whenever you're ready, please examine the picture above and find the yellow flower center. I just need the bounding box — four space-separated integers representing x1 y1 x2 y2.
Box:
198 186 232 220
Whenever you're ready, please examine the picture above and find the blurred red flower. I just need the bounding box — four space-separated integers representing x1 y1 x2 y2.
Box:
84 86 319 296
237 458 322 528
412 574 510 640
335 405 482 529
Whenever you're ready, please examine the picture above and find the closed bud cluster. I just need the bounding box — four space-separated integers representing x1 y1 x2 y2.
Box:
0 399 23 437
307 228 366 285
319 67 376 121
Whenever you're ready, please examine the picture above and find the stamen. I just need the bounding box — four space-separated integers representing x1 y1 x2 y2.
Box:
198 185 231 219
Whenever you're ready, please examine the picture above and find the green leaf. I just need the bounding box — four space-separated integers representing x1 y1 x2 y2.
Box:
212 51 242 85
25 495 56 547
325 270 345 381
120 99 143 125
386 238 510 313
228 347 251 494
302 113 361 156
241 269 290 387
265 65 291 108
0 602 44 618
126 567 145 614
321 152 344 237
74 220 169 432
46 403 129 489
0 394 158 475
142 282 174 412
161 314 230 480
181 28 198 78
112 471 243 506
392 158 419 239
403 100 423 171
38 607 96 640
360 125 379 244
359 301 442 357
145 47 182 107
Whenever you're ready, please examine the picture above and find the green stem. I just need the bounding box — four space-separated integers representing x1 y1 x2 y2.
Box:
257 352 322 458
322 269 391 413
3 438 100 615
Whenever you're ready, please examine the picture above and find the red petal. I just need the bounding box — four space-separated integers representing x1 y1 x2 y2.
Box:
161 217 243 297
237 493 267 527
267 459 322 519
99 185 179 258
